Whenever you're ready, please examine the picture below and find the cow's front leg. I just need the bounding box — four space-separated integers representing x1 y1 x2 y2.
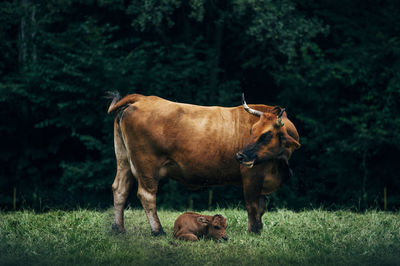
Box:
242 170 264 234
257 195 267 230
244 196 261 233
137 181 165 236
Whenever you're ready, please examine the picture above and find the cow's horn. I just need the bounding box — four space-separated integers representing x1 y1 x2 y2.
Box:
242 93 263 117
276 108 285 127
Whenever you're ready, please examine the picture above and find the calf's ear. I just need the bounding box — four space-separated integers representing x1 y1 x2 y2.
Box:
197 217 209 226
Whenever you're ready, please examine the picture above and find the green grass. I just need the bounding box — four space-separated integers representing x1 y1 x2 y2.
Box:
0 208 399 266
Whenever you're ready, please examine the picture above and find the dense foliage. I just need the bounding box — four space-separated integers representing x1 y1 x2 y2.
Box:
1 0 399 210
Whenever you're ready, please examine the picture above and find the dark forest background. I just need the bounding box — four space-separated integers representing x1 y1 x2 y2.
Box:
1 0 399 211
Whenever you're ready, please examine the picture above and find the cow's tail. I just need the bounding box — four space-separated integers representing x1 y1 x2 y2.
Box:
107 91 139 178
106 91 142 114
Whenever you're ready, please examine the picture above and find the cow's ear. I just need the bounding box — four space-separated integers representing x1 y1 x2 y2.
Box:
271 106 284 116
197 217 209 226
287 136 301 150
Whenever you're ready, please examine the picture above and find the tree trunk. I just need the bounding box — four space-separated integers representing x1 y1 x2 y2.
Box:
209 18 223 104
31 5 37 63
18 0 28 66
180 3 192 102
15 0 31 210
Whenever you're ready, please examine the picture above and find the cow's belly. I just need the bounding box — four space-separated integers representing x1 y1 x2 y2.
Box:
159 158 242 189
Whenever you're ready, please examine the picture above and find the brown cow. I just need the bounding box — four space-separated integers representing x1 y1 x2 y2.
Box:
108 92 300 235
173 212 228 241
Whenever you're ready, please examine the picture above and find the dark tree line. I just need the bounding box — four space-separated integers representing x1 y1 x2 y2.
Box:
1 0 399 211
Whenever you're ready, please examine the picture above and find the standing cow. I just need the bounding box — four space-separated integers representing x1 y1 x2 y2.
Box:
108 93 300 235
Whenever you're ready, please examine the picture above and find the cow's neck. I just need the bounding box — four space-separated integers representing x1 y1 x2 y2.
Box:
233 108 258 152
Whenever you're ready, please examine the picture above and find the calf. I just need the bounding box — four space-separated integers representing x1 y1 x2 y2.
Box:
173 212 228 241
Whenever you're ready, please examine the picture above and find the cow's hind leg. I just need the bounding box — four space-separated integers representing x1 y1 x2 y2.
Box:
111 161 134 233
111 119 134 233
137 178 165 236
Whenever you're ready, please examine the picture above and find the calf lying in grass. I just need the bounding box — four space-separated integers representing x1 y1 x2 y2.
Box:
173 212 228 241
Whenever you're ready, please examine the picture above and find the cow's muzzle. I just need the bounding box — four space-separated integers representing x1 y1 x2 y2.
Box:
235 152 255 168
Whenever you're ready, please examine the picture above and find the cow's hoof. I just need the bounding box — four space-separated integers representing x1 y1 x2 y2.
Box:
112 224 126 234
248 226 261 235
151 229 166 236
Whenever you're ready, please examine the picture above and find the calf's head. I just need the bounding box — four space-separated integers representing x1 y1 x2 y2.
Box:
236 94 300 168
198 214 228 241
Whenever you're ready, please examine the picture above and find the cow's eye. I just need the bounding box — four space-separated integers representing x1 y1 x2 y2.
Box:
213 226 220 230
258 131 272 144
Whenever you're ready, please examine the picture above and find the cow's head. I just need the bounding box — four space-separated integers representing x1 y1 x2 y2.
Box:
236 94 300 168
198 214 228 241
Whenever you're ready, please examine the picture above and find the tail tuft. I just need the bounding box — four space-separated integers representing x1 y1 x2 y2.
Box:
106 91 122 114
106 92 142 114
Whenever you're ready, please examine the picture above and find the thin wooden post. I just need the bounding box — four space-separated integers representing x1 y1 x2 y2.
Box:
208 189 213 209
188 194 193 210
13 187 17 211
384 186 387 211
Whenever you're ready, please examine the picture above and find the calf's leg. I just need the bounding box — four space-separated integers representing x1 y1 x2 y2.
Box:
177 233 199 241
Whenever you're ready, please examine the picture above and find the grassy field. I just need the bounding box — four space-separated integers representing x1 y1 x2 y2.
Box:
0 208 399 266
